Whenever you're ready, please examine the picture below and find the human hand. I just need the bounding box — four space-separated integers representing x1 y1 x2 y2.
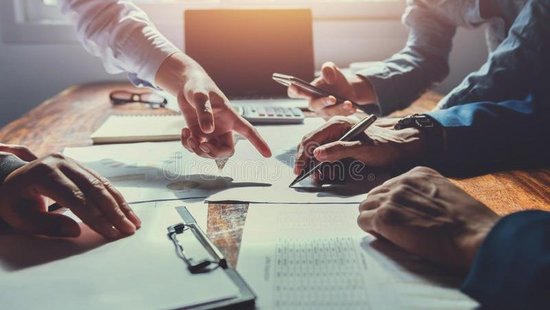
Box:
156 52 271 159
0 153 141 239
358 167 500 270
294 116 429 182
287 62 377 120
0 143 37 161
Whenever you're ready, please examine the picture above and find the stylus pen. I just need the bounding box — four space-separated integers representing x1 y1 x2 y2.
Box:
289 114 377 188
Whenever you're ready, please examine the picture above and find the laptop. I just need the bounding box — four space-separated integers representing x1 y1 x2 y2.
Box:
185 9 314 123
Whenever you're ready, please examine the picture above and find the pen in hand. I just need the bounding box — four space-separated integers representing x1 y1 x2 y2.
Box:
289 114 378 187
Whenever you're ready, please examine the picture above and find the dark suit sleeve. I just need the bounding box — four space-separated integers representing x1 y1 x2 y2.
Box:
425 97 550 176
461 210 550 309
0 154 26 185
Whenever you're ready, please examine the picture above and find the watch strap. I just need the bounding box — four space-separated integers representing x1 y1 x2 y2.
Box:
394 114 445 167
0 154 26 185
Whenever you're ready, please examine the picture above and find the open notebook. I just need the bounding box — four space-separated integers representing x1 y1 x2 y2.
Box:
91 115 183 144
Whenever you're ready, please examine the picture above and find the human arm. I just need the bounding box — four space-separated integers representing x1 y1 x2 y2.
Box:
426 97 549 175
60 0 271 159
293 116 428 181
358 166 550 308
461 210 550 309
287 62 378 119
439 0 550 109
294 95 549 181
0 153 141 239
355 0 456 115
462 210 550 309
287 1 456 118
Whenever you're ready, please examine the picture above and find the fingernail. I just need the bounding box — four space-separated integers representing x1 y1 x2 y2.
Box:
199 144 210 153
324 97 336 107
201 123 214 134
325 70 335 83
314 148 325 160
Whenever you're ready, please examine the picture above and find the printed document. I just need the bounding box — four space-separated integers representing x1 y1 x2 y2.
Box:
237 204 478 309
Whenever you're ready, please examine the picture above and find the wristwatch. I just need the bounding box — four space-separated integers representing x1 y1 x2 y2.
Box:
394 114 445 163
394 114 437 130
0 154 26 185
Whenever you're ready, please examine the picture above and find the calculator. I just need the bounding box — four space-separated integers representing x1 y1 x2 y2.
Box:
234 104 305 124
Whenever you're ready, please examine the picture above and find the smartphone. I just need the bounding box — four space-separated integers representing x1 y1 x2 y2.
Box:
272 72 376 114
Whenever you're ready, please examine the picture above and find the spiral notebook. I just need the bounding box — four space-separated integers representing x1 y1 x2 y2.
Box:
91 115 183 144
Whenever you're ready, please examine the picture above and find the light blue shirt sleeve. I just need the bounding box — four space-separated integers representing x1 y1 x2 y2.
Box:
439 0 550 109
356 0 456 115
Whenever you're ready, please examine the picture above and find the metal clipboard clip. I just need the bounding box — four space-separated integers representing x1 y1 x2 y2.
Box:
166 207 257 308
167 208 227 274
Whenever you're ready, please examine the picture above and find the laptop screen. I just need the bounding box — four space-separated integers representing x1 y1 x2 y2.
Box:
185 9 314 98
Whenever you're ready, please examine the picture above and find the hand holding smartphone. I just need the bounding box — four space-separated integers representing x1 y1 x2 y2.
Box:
272 73 378 115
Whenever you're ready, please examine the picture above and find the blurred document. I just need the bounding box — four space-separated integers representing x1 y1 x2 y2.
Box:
237 204 478 309
64 141 273 203
0 202 239 310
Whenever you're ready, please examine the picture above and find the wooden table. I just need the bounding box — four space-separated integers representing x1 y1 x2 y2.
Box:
1 82 548 267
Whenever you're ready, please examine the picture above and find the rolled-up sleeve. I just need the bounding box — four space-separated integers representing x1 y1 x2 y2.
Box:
60 0 180 87
357 0 456 115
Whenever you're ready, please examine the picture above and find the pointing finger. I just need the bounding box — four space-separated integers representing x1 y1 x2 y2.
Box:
235 117 272 158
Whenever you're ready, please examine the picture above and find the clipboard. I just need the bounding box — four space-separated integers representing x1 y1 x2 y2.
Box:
167 206 256 310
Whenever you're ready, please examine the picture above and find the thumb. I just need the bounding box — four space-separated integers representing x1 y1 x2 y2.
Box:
313 140 365 163
321 62 338 85
321 62 348 86
22 212 81 238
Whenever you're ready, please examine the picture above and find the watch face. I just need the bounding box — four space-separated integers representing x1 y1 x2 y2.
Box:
416 115 435 128
395 114 434 130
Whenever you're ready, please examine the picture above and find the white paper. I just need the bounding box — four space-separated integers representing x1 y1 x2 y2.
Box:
64 141 232 203
65 118 377 204
0 202 238 310
237 204 478 309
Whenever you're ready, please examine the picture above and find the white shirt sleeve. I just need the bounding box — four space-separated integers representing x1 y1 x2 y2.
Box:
60 0 180 87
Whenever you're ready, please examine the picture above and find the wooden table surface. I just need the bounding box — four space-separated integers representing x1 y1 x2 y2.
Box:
1 82 548 267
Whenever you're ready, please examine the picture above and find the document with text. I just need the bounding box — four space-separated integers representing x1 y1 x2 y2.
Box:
65 119 378 204
237 204 478 309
